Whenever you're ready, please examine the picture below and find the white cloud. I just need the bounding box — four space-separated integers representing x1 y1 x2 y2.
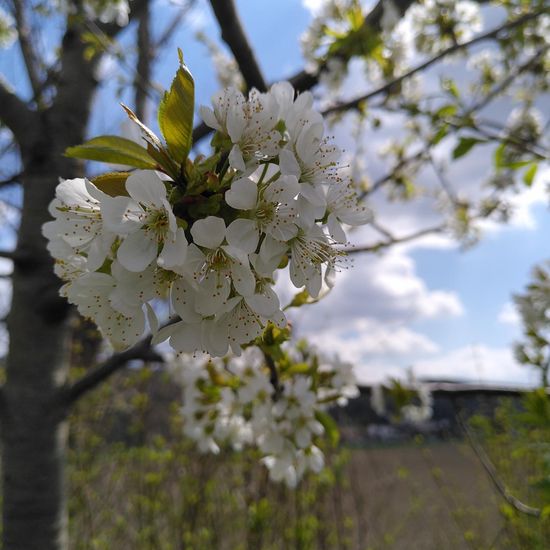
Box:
412 345 538 386
286 248 464 335
305 317 439 364
498 302 520 326
353 345 539 387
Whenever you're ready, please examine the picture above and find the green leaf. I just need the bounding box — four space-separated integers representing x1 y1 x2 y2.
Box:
285 289 311 310
452 137 486 159
65 136 157 169
432 124 449 145
434 104 458 119
315 410 340 447
121 104 164 151
494 142 506 170
441 77 460 99
158 53 195 165
523 163 538 186
91 172 130 197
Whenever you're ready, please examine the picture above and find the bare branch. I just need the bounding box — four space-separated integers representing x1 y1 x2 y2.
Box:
464 47 548 119
347 224 446 254
324 10 547 116
0 251 15 260
134 0 152 121
12 0 43 101
61 335 163 406
0 79 37 144
208 0 267 92
457 413 542 518
154 0 196 52
0 173 22 189
360 149 427 199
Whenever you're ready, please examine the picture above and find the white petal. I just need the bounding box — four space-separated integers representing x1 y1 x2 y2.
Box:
145 302 159 334
245 291 279 317
226 218 259 254
230 260 256 297
117 230 158 272
158 227 188 270
171 279 202 322
126 170 167 208
199 105 222 131
226 104 246 142
229 144 246 172
151 322 179 345
225 177 258 210
259 235 287 265
300 182 326 207
195 273 231 316
327 213 347 243
190 216 226 249
170 322 203 353
279 149 301 177
101 196 142 234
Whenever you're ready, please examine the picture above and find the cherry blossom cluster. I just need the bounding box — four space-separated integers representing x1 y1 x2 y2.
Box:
168 346 359 487
43 81 369 355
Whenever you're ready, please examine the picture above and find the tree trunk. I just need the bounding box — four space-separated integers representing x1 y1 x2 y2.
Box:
1 38 98 544
2 156 72 549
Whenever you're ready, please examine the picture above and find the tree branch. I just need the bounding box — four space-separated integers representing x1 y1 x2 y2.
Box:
0 251 15 260
0 79 38 144
323 10 547 116
289 0 417 93
457 413 542 518
61 335 163 406
347 224 446 254
134 0 152 121
12 0 43 101
192 0 416 144
0 173 22 189
209 0 267 92
154 0 197 52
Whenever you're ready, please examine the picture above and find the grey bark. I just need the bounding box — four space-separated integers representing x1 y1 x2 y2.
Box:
0 19 100 549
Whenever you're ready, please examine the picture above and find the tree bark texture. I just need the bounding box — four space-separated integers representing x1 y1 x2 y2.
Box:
1 26 100 550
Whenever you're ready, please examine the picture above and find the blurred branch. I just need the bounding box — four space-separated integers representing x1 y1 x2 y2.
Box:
289 0 417 93
0 79 38 144
0 251 15 260
360 149 427 199
0 173 22 189
464 47 547 118
324 10 547 115
134 0 152 121
192 0 415 144
457 413 542 518
61 335 163 406
154 0 196 51
209 0 267 92
61 315 184 405
12 0 43 102
348 223 446 254
261 348 282 400
429 154 460 206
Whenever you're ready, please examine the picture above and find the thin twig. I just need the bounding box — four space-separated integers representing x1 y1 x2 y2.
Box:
457 412 542 518
12 0 43 101
347 224 447 254
323 10 547 115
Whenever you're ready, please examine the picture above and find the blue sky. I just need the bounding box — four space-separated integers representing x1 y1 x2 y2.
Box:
1 0 548 385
